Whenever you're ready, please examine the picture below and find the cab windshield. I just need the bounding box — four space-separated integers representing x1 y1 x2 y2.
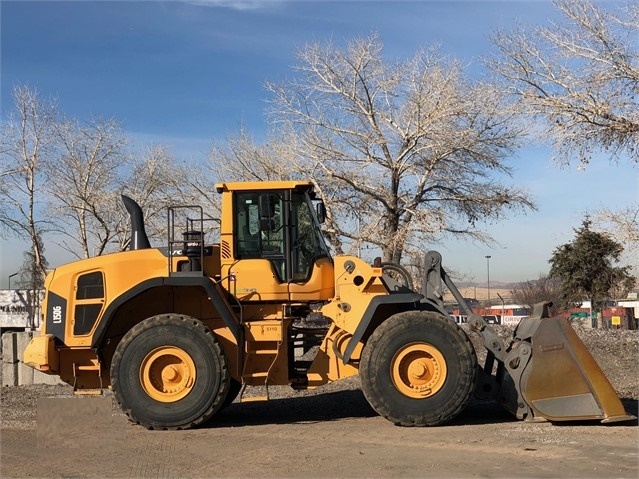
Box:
291 191 331 280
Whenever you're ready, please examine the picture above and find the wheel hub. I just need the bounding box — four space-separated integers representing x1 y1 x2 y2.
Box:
391 342 447 398
162 365 179 382
408 361 427 378
140 346 196 402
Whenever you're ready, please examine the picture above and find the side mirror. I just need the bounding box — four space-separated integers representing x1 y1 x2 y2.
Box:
316 201 326 224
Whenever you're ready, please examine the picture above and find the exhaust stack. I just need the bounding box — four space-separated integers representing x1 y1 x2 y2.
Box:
121 195 151 250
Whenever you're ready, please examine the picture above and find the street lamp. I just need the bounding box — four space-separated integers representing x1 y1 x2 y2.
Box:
8 272 18 290
497 292 505 317
485 255 491 307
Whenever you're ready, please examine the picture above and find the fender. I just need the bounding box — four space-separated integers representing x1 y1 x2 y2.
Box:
90 276 241 348
341 292 424 363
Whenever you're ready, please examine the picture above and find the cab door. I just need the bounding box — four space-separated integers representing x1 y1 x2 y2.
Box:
227 191 291 301
71 270 106 344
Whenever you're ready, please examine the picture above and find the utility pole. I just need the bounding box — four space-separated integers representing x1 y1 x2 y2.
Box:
485 255 491 307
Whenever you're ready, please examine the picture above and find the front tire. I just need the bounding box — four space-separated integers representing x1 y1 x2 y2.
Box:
110 314 230 430
360 311 477 426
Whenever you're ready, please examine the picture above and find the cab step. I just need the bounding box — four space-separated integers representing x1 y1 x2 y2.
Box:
72 361 104 395
239 383 270 403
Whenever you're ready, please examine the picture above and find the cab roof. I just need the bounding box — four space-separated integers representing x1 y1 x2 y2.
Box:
215 181 314 193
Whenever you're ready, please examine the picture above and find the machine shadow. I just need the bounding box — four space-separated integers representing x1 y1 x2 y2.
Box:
203 391 518 428
448 401 518 426
204 395 638 428
621 398 638 419
208 389 376 427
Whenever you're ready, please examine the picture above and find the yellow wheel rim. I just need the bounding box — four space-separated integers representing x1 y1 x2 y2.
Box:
391 342 447 399
140 346 196 403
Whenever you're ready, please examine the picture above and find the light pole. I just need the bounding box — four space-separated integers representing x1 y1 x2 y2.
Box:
485 255 491 307
8 272 18 290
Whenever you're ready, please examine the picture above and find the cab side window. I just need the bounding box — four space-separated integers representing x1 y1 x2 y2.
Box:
76 271 104 299
74 271 104 336
236 195 261 257
235 192 286 280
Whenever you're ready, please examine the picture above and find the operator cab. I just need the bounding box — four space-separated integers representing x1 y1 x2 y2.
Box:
216 182 335 302
235 187 329 282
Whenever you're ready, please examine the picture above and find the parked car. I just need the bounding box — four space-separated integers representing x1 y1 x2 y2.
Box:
482 314 500 325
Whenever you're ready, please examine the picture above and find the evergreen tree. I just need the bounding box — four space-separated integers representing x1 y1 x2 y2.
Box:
549 218 635 317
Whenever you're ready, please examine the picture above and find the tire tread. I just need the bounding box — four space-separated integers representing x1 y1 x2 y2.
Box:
360 311 477 426
110 314 230 430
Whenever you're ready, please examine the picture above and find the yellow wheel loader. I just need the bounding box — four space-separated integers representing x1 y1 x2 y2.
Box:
24 181 635 429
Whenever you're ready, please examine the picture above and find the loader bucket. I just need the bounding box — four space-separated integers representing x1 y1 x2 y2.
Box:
505 310 635 424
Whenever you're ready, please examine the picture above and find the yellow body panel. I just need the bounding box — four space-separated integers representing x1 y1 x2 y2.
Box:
222 256 334 302
245 320 284 342
24 334 103 389
323 256 388 335
23 334 59 373
59 349 102 389
288 256 335 301
307 324 361 387
43 249 168 347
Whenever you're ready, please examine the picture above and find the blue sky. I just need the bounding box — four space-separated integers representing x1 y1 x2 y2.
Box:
1 0 637 287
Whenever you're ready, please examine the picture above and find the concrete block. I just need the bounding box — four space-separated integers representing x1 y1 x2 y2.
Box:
33 369 64 385
2 332 18 386
16 331 34 355
1 330 64 386
17 331 34 386
1 332 18 363
2 361 17 386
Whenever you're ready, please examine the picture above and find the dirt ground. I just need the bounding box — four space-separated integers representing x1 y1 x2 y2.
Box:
1 326 638 479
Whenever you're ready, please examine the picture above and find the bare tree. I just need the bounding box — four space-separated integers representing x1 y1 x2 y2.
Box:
0 85 56 283
111 145 213 251
44 139 227 256
203 129 308 244
510 274 564 314
489 0 639 166
16 234 48 329
590 203 639 275
212 128 300 182
1 87 222 271
46 117 127 258
490 0 638 291
266 35 535 263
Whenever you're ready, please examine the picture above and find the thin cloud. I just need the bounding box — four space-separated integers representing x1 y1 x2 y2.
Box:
176 0 284 10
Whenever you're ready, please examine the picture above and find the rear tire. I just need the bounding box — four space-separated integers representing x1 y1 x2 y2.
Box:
360 311 477 426
110 314 230 430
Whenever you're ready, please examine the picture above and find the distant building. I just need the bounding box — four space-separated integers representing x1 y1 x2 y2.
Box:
0 290 43 332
